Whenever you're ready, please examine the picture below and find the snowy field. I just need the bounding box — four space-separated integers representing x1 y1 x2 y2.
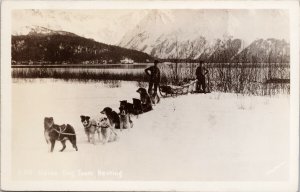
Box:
11 79 290 181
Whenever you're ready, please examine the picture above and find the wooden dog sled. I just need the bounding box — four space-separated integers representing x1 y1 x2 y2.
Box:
159 79 198 98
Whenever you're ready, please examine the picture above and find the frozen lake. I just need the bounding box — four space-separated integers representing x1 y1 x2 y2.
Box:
11 78 290 182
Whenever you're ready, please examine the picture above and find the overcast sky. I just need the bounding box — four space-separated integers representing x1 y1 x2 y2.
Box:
12 9 289 45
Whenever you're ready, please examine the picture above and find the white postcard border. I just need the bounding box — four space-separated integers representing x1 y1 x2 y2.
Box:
1 0 299 191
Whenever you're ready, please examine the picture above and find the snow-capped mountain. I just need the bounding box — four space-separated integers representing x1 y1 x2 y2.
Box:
232 38 290 63
119 10 289 61
118 11 241 60
119 10 176 52
12 9 148 44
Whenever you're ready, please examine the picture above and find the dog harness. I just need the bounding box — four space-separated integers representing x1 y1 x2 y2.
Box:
49 124 76 141
84 120 97 128
84 120 99 133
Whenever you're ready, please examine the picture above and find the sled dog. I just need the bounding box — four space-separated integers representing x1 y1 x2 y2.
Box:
119 105 133 131
100 107 120 129
44 117 78 152
136 87 152 112
80 115 101 144
97 115 118 144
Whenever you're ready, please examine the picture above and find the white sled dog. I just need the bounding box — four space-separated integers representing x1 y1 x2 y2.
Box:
97 115 118 144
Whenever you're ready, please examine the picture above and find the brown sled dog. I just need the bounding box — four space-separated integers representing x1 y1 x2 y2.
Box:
44 117 78 152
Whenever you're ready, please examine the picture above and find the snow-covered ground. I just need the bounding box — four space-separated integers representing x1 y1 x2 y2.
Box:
11 79 290 181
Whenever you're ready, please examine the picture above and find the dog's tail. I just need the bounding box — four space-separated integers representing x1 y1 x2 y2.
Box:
67 124 77 141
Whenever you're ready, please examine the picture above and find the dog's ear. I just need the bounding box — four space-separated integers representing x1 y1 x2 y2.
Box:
80 115 85 121
86 116 90 121
45 117 54 125
103 107 109 111
100 107 106 114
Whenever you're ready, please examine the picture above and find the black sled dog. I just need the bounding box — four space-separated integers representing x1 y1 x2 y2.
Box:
44 117 78 152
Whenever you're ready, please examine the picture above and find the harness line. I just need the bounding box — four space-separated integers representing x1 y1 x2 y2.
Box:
50 125 76 140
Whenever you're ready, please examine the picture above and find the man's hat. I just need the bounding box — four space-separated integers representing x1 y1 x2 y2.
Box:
154 60 159 64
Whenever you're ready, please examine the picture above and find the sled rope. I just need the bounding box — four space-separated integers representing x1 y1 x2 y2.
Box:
51 126 77 136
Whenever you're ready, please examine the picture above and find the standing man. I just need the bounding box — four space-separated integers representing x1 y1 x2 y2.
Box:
145 60 160 95
195 60 209 93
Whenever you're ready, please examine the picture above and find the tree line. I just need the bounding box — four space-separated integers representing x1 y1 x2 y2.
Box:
12 34 153 64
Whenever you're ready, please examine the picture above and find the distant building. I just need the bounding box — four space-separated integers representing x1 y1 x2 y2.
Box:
120 58 134 64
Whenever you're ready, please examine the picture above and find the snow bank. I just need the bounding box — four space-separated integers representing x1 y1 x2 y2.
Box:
11 79 289 181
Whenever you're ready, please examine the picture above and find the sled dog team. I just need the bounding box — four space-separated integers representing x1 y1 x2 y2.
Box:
44 60 207 152
44 87 158 152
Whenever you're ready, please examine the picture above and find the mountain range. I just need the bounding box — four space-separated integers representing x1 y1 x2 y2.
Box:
12 9 290 64
12 25 289 64
118 10 290 63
